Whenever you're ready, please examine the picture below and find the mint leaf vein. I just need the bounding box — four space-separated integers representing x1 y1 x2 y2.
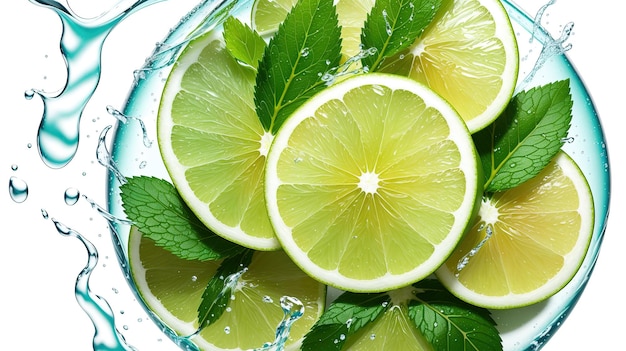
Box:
474 79 573 192
120 176 245 261
254 0 343 133
361 0 442 72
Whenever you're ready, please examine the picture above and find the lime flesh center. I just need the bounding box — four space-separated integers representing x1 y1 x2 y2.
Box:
358 171 381 194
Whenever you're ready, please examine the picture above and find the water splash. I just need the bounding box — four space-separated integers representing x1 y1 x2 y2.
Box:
106 106 153 148
49 216 137 351
320 47 378 85
84 194 134 226
28 0 229 169
27 0 159 168
254 296 305 351
97 125 127 185
455 223 494 276
518 0 574 90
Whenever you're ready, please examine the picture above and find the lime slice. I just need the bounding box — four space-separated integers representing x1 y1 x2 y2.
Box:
251 0 297 36
436 151 595 309
128 227 326 350
265 73 481 293
158 31 278 250
378 0 519 133
251 0 519 133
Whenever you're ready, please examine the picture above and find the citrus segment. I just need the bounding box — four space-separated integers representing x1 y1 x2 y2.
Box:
265 73 481 292
128 227 326 350
377 0 519 132
251 0 518 133
158 32 278 250
251 0 298 37
436 151 594 309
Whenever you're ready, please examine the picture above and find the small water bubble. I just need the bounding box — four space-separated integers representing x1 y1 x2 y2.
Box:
139 160 147 169
370 333 376 340
64 188 81 206
41 209 49 219
11 164 18 171
561 136 575 143
123 325 129 331
226 307 232 313
191 275 198 282
9 176 29 203
300 47 310 57
224 326 231 334
263 296 274 303
27 143 32 149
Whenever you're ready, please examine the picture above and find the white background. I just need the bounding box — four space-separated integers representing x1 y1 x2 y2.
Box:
1 0 623 350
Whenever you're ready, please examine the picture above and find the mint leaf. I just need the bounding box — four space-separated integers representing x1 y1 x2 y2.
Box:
408 280 501 351
474 79 573 192
120 176 245 261
301 291 390 351
361 0 442 72
197 249 254 331
223 16 266 70
254 0 343 133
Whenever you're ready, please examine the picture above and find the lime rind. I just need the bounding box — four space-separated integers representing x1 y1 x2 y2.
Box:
129 227 327 351
265 73 482 292
158 31 280 251
436 151 595 309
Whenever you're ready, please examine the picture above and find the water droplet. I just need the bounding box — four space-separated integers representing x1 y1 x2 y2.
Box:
9 176 29 203
24 89 35 100
300 47 310 57
64 187 81 206
224 326 231 334
370 333 376 340
263 295 274 303
11 164 18 171
41 209 49 219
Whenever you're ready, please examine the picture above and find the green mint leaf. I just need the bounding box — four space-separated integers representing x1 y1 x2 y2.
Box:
408 280 502 351
361 0 442 72
120 176 246 261
254 0 343 133
474 79 573 192
197 249 254 331
223 16 266 70
301 291 390 351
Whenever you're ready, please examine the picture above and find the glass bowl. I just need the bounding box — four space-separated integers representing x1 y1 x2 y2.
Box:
107 0 611 349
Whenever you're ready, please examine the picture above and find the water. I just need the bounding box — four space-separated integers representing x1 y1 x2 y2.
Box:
5 0 610 350
9 176 29 203
50 216 137 351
